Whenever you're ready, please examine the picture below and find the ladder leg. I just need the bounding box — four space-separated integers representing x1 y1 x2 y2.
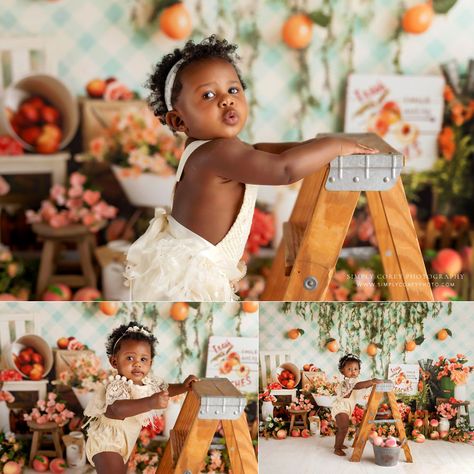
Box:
284 181 360 301
261 167 329 301
387 392 413 463
222 414 258 474
366 179 433 301
174 418 219 474
350 389 382 462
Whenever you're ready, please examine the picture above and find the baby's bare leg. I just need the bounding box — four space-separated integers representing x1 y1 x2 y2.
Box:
334 413 350 456
93 452 127 474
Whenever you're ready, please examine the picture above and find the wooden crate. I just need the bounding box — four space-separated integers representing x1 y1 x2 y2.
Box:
53 349 95 379
80 98 147 150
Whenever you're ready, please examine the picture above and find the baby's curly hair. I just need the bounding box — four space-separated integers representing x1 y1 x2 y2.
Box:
106 322 158 359
338 353 361 372
146 34 247 125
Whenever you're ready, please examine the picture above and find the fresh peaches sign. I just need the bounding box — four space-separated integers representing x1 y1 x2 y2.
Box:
344 74 444 171
205 336 258 394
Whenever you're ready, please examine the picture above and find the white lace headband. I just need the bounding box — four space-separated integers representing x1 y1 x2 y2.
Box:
112 325 152 353
164 58 185 111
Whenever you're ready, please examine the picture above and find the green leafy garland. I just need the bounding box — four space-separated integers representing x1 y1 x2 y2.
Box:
281 302 451 376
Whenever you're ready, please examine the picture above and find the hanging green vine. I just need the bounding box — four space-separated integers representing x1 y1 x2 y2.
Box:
281 302 450 377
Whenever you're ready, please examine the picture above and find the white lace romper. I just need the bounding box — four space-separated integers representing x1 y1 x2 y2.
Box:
84 374 168 466
124 139 258 301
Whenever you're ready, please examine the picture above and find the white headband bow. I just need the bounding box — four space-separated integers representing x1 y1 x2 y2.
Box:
164 58 185 111
112 326 152 353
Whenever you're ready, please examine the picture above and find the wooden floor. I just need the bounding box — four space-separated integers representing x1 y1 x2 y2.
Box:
259 436 474 474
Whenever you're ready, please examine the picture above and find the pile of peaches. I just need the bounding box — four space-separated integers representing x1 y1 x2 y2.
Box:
7 95 62 154
13 346 45 380
277 369 297 389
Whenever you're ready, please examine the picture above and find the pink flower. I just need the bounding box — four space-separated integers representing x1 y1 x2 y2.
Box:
333 286 349 301
357 217 374 242
70 172 87 187
92 201 118 219
82 212 97 228
49 211 71 228
89 136 107 160
68 186 83 198
50 184 66 205
333 270 349 284
40 200 58 222
25 209 41 224
66 198 83 210
83 190 101 206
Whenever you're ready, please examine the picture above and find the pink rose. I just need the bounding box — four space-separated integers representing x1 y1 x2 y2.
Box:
83 190 101 206
89 136 107 160
50 211 71 228
66 198 83 210
25 209 41 224
103 81 134 101
70 172 87 187
40 200 58 222
93 201 117 219
50 184 66 205
68 186 83 198
82 212 97 228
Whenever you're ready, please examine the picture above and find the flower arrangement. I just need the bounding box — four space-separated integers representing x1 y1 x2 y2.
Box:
259 390 277 403
436 402 457 420
23 392 74 426
0 432 27 471
286 393 313 412
128 449 160 474
58 353 108 392
26 172 117 232
433 354 472 385
259 415 287 440
327 255 387 302
445 426 474 443
303 372 338 396
0 247 30 300
244 207 275 260
201 448 231 473
407 61 474 216
85 107 184 177
138 416 164 447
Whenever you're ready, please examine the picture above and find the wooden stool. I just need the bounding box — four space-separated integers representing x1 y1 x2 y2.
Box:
288 409 310 432
33 222 99 296
28 421 63 466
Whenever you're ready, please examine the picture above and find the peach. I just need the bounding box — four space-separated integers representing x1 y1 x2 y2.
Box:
430 431 440 439
411 429 420 437
20 126 42 145
432 215 448 230
43 283 72 301
439 430 448 439
432 286 458 302
301 429 311 438
291 428 301 437
0 293 17 301
41 106 61 125
430 419 439 427
369 430 379 441
432 249 462 277
384 437 397 447
373 436 384 446
276 429 287 439
57 337 69 349
414 418 423 428
86 79 107 98
414 433 425 443
3 461 22 474
73 287 101 301
32 455 49 472
50 458 67 474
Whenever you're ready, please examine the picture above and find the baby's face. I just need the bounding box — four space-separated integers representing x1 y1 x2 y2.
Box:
111 339 152 385
171 57 248 139
341 361 360 379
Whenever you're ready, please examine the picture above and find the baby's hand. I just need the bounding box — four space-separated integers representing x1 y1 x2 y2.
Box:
371 378 384 385
183 375 199 391
337 138 379 156
151 390 169 409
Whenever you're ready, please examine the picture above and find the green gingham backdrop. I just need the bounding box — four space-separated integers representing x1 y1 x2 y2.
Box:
1 0 474 143
260 301 474 419
0 302 258 383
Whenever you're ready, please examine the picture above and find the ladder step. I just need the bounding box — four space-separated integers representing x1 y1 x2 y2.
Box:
283 222 305 276
369 419 401 424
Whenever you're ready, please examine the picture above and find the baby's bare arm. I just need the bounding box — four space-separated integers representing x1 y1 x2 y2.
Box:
105 391 169 419
353 379 383 390
252 141 311 154
202 137 377 185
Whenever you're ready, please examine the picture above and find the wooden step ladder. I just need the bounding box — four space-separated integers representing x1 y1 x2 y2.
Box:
261 133 433 302
157 378 258 474
350 382 412 463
